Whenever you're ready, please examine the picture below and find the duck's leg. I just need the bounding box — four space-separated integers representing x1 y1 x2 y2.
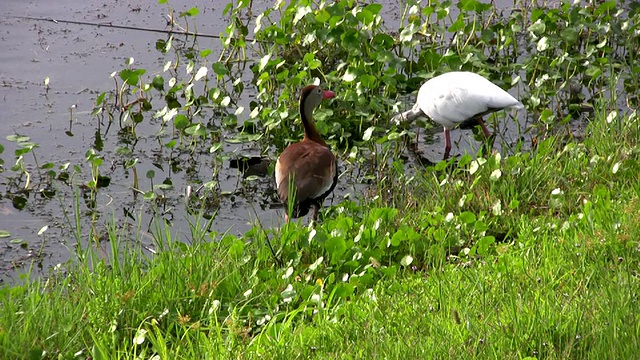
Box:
309 204 321 228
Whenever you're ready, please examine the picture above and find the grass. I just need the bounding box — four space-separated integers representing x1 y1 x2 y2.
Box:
1 0 639 358
1 109 639 359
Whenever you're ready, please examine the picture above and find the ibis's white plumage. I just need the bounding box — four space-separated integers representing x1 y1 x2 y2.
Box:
391 71 524 158
415 71 523 128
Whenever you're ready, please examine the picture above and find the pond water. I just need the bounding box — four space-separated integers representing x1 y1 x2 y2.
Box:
0 0 539 282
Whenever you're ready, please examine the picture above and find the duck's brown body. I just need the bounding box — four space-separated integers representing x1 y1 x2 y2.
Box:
275 85 337 222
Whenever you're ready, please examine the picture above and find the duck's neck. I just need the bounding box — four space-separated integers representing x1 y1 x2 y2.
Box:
300 98 327 146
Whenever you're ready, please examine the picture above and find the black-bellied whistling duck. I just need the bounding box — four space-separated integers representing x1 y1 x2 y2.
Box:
275 85 337 222
391 71 524 159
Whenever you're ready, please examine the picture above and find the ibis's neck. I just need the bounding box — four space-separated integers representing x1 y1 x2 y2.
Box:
300 98 327 146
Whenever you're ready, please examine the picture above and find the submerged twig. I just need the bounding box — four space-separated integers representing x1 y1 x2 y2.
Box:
3 15 257 41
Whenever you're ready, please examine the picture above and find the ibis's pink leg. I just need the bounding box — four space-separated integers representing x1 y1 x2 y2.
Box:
477 117 491 138
443 128 452 160
477 117 493 157
285 213 290 223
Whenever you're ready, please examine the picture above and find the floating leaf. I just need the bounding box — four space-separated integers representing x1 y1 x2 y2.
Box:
6 135 30 143
37 226 49 236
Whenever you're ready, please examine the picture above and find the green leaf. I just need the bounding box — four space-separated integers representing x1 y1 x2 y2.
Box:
585 66 602 78
364 3 382 15
474 220 489 233
448 18 465 32
151 76 164 91
433 228 446 242
325 236 347 264
372 33 394 48
476 236 495 255
390 228 404 247
459 211 476 224
356 8 374 25
332 283 354 299
119 68 146 86
212 62 229 76
399 23 418 43
595 1 616 15
229 239 244 257
528 20 546 35
184 123 207 137
180 7 200 17
315 9 330 23
560 28 578 44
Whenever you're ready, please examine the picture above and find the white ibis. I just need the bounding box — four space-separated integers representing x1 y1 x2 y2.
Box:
391 71 524 159
275 85 338 222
